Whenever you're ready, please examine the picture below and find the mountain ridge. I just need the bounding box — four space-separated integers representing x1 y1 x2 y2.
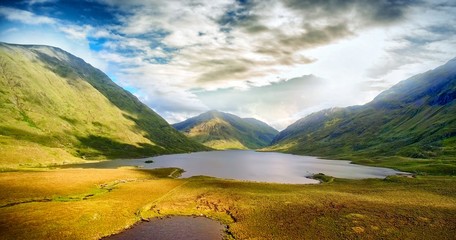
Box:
268 58 456 175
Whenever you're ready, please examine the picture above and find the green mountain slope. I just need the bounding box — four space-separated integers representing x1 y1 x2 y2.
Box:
0 42 208 168
269 58 456 175
173 110 278 149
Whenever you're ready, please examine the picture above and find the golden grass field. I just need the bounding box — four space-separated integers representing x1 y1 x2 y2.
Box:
0 167 455 240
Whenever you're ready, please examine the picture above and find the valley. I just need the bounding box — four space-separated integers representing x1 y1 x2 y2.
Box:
0 42 455 239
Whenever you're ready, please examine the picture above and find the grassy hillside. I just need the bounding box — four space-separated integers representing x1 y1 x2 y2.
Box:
269 58 456 175
0 43 208 169
173 110 278 149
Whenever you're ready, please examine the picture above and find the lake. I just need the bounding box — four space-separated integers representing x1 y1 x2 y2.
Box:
64 150 407 184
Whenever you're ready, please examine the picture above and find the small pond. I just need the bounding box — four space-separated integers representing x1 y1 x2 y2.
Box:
106 216 225 240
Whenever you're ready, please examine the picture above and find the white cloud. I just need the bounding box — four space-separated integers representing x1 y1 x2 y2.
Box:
0 7 56 25
58 25 93 40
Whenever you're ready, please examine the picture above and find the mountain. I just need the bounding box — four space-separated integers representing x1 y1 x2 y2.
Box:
173 110 278 150
0 42 208 168
269 58 456 174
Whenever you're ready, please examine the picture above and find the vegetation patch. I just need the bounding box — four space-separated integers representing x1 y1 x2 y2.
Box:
310 173 335 183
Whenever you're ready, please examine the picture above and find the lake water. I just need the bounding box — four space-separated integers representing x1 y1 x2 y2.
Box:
105 216 225 240
65 150 407 184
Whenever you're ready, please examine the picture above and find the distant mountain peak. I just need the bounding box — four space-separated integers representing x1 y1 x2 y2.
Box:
173 110 278 150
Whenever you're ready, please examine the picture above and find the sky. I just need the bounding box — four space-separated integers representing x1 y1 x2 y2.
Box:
1 0 456 130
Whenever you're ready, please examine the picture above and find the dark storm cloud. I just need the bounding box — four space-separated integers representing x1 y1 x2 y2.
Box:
196 58 252 83
193 52 314 84
280 0 421 25
277 23 352 50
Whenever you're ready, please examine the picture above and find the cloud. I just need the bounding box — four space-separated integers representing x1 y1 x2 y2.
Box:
0 6 56 25
114 65 210 123
58 25 92 40
365 0 456 86
10 0 412 116
1 0 454 129
359 79 389 92
276 23 352 50
192 75 344 129
88 0 420 93
280 0 419 26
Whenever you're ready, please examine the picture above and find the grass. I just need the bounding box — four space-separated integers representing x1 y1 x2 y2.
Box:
0 136 84 170
0 168 186 239
311 173 335 183
349 155 456 176
142 175 456 239
263 147 456 176
1 168 455 239
202 139 248 150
